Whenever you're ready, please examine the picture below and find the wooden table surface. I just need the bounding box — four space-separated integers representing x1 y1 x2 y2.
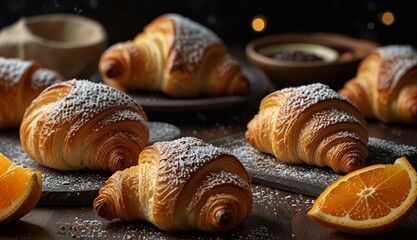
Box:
2 46 417 240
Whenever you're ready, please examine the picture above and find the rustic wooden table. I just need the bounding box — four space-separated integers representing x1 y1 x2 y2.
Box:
1 46 417 239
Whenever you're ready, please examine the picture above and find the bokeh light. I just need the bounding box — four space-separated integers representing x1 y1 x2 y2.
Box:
380 11 395 26
251 15 267 32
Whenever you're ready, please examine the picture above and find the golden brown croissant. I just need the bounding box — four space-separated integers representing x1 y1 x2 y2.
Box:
0 57 63 129
93 137 253 232
245 83 368 173
339 44 417 123
99 13 250 97
19 79 149 172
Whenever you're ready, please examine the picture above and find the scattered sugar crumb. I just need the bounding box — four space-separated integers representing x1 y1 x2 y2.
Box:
56 214 277 239
212 133 417 195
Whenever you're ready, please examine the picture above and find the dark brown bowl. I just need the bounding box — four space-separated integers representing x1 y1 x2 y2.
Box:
246 32 380 90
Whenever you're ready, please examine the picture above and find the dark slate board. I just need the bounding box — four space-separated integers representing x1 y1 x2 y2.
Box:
90 64 271 113
211 132 417 198
0 122 181 206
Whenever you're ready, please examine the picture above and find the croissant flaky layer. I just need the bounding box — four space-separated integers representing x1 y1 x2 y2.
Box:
245 83 368 173
99 13 250 97
94 137 253 232
0 57 63 129
339 44 417 123
19 79 149 172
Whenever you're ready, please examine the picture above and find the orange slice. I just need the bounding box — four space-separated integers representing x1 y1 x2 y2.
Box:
0 153 42 224
308 156 417 235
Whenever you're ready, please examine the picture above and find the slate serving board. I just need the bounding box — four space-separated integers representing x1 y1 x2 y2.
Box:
0 122 181 206
91 64 272 113
211 132 417 198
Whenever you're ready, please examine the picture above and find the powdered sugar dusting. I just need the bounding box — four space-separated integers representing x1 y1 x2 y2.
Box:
228 137 341 189
377 44 416 59
148 122 181 143
367 137 417 165
93 109 145 132
311 108 363 132
157 137 231 185
205 170 249 190
188 170 250 212
272 83 359 131
326 130 361 141
46 79 146 139
0 130 110 192
203 171 249 193
31 68 63 90
55 213 277 239
265 83 365 165
169 13 222 73
216 54 238 76
376 44 417 90
279 83 352 113
0 57 32 90
252 185 315 214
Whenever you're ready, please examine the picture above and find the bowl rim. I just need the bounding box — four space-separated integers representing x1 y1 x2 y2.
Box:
22 13 108 48
257 43 340 64
246 32 380 68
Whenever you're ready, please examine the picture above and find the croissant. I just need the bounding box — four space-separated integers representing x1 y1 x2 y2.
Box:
339 44 417 123
99 13 250 97
19 79 149 172
93 137 253 232
245 83 368 173
0 57 63 129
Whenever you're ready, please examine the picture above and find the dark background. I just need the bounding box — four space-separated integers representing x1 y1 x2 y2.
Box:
0 0 416 47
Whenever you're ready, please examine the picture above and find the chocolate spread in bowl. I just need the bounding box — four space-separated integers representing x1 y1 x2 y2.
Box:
273 50 324 62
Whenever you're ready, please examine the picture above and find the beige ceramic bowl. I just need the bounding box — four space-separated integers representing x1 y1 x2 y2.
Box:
246 32 380 90
0 14 108 79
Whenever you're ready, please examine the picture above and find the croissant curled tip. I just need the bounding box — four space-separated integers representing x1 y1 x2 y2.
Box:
236 76 251 94
215 209 231 226
111 155 128 171
244 130 253 142
93 196 113 221
408 103 417 120
101 59 122 78
343 157 366 173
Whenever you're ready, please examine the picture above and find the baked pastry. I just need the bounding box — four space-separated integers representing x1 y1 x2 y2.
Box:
0 57 63 129
245 83 368 173
94 137 252 232
339 44 417 123
99 13 250 97
20 79 149 172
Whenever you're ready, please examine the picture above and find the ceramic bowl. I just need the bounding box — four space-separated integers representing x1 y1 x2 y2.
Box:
0 14 108 79
246 32 380 90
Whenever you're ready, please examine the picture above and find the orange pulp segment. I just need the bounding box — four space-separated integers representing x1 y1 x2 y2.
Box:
0 153 42 224
308 156 417 234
